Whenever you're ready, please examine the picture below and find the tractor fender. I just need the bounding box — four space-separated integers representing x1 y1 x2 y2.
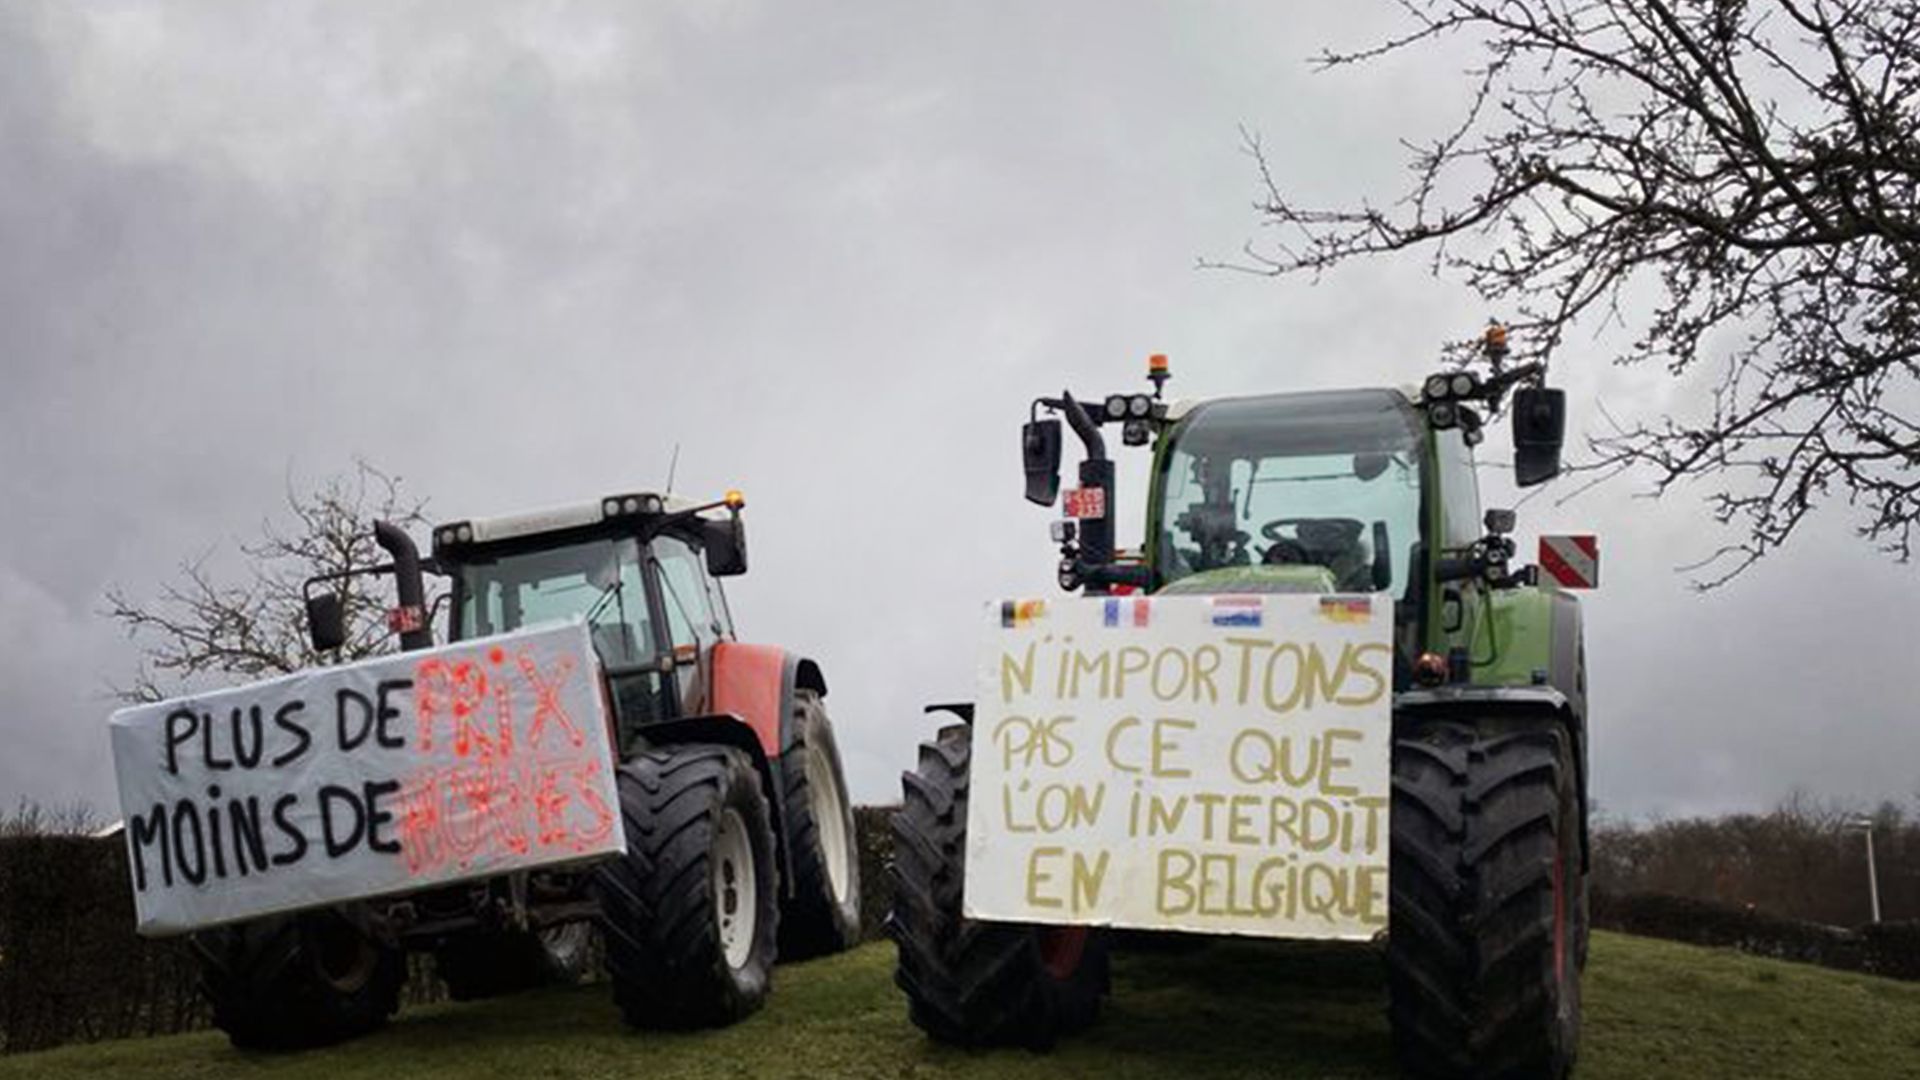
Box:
709 642 830 757
638 713 792 898
1394 684 1591 873
705 643 831 897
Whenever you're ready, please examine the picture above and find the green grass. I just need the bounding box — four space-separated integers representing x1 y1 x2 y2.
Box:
4 932 1917 1079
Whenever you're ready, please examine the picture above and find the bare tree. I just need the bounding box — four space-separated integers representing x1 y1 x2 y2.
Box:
1231 0 1920 582
104 461 431 702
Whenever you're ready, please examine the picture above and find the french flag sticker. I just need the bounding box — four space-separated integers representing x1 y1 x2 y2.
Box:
1102 597 1152 628
1210 596 1262 627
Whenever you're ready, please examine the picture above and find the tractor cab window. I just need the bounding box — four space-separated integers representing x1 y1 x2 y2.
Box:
1435 428 1483 549
454 537 654 667
1156 390 1423 598
652 535 718 646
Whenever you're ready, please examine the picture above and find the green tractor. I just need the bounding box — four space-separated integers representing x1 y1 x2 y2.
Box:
890 331 1593 1077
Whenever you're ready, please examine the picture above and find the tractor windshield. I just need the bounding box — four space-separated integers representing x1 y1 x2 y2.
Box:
1155 389 1423 598
454 537 655 666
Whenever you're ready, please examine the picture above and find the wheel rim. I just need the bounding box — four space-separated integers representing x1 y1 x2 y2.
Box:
310 917 378 993
807 740 854 905
540 921 592 970
712 806 758 969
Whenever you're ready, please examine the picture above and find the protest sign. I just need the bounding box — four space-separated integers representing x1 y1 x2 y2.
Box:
109 620 623 936
964 593 1393 939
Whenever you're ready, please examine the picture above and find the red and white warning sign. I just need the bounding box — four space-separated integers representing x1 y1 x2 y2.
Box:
1062 487 1106 520
1539 534 1599 589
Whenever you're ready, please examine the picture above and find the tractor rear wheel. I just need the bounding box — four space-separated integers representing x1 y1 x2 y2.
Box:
889 723 1109 1048
777 689 862 958
432 921 594 1001
592 744 779 1029
192 908 406 1050
1387 721 1583 1079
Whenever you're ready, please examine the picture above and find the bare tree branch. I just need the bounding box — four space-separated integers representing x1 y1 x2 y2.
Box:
103 460 434 702
1232 0 1920 582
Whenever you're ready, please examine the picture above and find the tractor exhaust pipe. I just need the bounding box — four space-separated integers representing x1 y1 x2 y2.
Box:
373 520 434 652
1059 392 1117 595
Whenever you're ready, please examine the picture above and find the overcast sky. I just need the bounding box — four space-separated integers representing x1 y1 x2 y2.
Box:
2 1 1915 824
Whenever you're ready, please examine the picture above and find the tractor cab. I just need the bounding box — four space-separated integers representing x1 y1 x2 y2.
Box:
1021 328 1574 684
304 489 750 752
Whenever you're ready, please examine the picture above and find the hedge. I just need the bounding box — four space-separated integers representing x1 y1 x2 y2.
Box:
5 816 1910 1056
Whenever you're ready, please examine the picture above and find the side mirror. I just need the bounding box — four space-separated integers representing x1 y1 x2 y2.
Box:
702 515 748 577
1512 387 1566 487
1023 418 1063 506
306 592 347 652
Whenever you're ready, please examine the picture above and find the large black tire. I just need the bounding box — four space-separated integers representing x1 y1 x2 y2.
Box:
592 744 779 1029
433 921 594 1001
1388 721 1584 1079
192 909 406 1050
777 689 862 959
889 723 1109 1048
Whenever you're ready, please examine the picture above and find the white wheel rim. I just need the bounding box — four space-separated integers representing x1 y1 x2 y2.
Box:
540 921 591 969
807 741 853 905
712 807 757 969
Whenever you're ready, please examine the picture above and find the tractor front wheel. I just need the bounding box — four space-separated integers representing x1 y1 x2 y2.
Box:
592 744 780 1029
777 689 862 959
1387 720 1583 1079
192 908 406 1050
889 723 1109 1048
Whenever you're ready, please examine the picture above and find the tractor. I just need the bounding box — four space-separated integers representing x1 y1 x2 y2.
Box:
189 489 861 1048
890 330 1593 1078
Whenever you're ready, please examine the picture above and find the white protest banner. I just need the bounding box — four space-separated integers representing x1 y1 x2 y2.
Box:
109 620 624 936
964 593 1393 939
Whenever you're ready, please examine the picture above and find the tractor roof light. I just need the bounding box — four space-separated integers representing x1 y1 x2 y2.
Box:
1147 353 1171 398
1450 373 1477 397
1429 401 1459 429
724 489 746 510
1104 395 1128 420
455 524 473 543
602 498 623 517
1423 374 1452 400
1127 394 1153 418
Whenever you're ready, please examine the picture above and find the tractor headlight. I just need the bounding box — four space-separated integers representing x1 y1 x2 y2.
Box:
436 527 456 546
1430 402 1458 429
1450 373 1476 397
1424 374 1451 400
602 498 622 517
1104 395 1128 420
622 497 642 514
456 524 474 543
1128 394 1153 418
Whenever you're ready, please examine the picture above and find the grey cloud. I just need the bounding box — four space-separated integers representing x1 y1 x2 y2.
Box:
1 1 1915 822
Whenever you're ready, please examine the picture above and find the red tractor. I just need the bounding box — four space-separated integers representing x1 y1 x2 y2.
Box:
190 489 861 1047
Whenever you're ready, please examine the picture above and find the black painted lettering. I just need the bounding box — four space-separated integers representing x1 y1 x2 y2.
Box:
319 784 366 857
164 709 197 775
271 700 312 767
364 779 401 853
270 793 308 867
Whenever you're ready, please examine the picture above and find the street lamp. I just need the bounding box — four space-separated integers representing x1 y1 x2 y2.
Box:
1844 817 1882 924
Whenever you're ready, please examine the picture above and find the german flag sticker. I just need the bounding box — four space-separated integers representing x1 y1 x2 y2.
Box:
1318 596 1373 624
999 599 1048 628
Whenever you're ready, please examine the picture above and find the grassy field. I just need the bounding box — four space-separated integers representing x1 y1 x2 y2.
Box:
3 932 1917 1079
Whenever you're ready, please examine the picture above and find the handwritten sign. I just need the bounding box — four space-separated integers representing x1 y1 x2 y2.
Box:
963 594 1393 939
109 621 624 936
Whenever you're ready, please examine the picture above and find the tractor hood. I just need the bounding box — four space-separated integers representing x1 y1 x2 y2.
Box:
1153 564 1338 595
